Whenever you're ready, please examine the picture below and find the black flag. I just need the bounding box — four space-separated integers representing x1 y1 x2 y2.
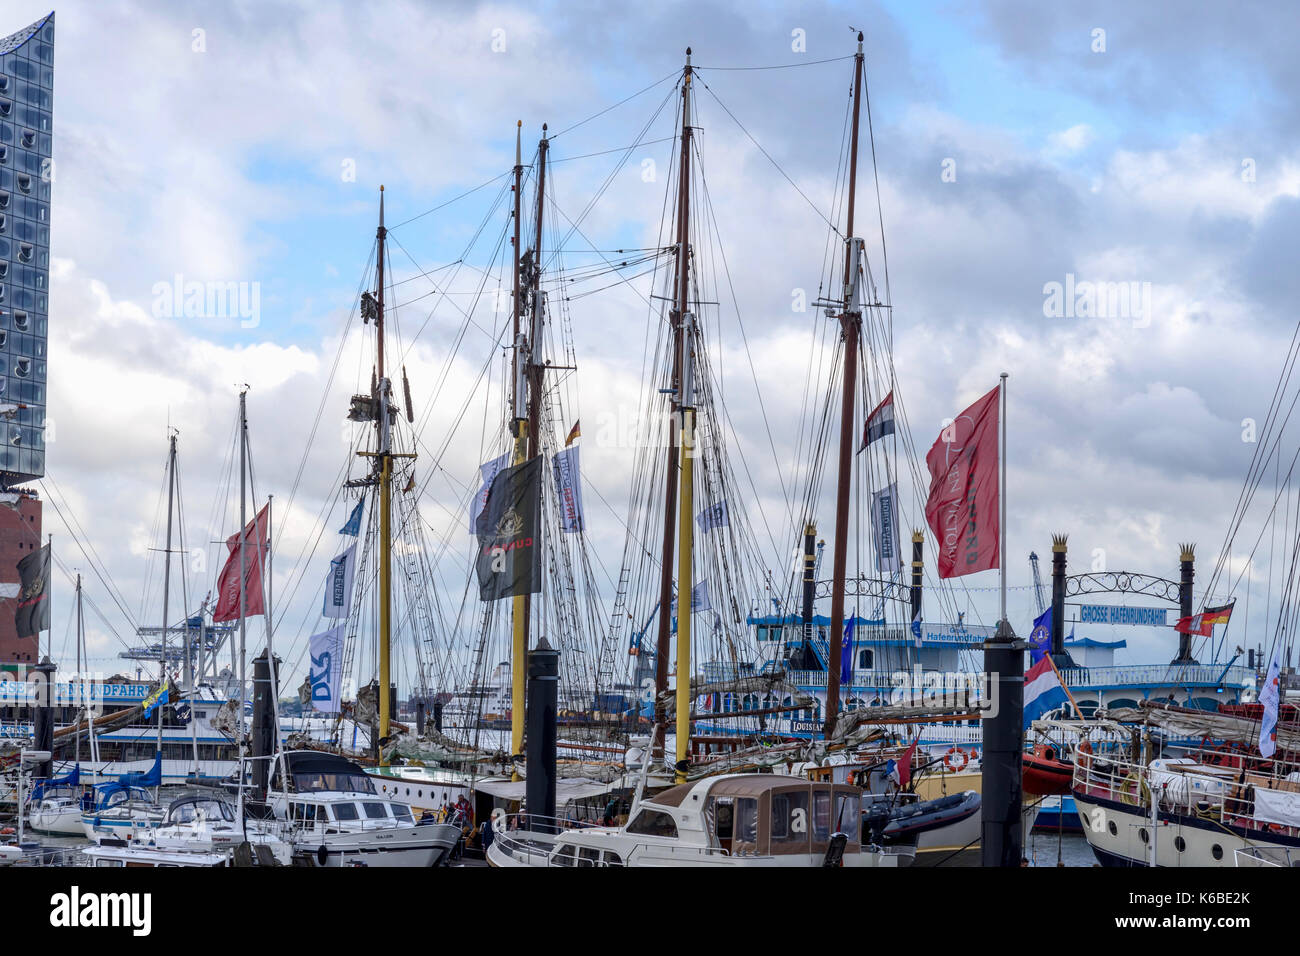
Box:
15 543 51 638
476 455 542 601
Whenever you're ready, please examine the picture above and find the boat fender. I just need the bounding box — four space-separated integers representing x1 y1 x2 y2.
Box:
943 747 969 772
317 844 329 866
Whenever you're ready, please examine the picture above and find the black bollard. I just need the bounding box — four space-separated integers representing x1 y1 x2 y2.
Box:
981 619 1025 867
251 650 280 797
525 639 560 826
31 657 56 779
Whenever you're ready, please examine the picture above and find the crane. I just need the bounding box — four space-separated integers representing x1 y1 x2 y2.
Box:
1030 551 1047 615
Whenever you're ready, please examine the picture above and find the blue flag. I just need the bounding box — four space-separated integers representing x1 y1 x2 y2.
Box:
142 682 170 719
840 618 855 684
339 497 365 536
911 611 923 648
1029 608 1052 664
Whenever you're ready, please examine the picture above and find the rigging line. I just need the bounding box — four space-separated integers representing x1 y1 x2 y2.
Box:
551 136 676 164
37 475 139 634
548 68 680 140
694 54 855 71
696 76 840 235
387 169 513 231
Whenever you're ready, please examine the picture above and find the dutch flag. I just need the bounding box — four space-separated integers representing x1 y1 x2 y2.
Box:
1023 656 1069 729
859 391 895 452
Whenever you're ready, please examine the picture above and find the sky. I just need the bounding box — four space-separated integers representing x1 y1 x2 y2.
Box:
15 0 1300 694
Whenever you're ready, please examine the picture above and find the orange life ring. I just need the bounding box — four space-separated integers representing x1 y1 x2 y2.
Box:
943 747 969 772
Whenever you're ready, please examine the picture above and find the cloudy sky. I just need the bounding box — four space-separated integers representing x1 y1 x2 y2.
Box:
17 0 1300 692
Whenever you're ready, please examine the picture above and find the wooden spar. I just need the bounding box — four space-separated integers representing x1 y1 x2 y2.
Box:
653 50 693 763
824 34 865 741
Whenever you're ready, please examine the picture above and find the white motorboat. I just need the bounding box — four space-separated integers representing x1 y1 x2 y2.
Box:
487 773 906 867
268 750 461 867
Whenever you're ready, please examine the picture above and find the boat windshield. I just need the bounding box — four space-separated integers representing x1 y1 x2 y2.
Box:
291 771 376 795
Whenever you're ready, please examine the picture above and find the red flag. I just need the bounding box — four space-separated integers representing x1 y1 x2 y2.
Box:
924 386 1000 578
898 736 919 789
213 504 269 622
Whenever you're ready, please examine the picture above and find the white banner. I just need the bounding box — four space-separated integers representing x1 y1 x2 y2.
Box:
552 445 585 533
322 544 357 619
871 482 903 574
1254 785 1300 828
470 453 510 533
308 623 345 714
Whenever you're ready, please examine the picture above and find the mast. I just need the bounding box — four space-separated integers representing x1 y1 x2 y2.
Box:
654 49 693 763
237 390 248 761
375 185 394 764
510 124 548 773
509 122 528 774
824 33 865 741
74 573 82 767
159 430 177 755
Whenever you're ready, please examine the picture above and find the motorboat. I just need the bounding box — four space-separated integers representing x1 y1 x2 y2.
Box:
487 773 907 867
266 750 461 867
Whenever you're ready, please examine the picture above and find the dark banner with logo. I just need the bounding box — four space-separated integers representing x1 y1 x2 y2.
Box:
475 455 542 601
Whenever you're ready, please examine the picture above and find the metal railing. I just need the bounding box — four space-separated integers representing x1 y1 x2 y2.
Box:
1058 664 1253 690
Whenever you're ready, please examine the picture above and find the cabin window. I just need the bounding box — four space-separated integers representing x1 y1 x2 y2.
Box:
834 793 860 842
391 804 413 822
333 803 360 822
362 802 389 820
770 791 811 850
602 851 624 867
552 844 579 867
577 847 600 868
813 790 832 842
95 859 125 867
626 808 678 838
734 798 759 848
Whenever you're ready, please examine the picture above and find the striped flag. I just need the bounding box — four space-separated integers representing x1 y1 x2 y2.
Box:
859 391 894 452
1023 656 1069 729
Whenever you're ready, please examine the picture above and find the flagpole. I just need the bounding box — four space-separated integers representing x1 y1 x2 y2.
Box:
999 372 1008 625
1043 651 1082 720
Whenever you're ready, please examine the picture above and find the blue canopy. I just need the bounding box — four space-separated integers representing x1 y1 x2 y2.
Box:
118 753 162 789
30 764 78 800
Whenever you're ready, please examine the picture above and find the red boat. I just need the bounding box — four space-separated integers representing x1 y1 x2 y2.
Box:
1022 744 1073 796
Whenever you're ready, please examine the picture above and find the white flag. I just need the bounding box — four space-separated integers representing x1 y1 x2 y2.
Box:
870 482 903 574
1260 642 1283 759
308 623 345 714
322 544 357 619
552 445 585 533
469 453 510 533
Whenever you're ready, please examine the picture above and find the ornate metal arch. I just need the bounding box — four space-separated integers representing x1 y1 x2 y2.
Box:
1064 571 1182 605
814 576 914 605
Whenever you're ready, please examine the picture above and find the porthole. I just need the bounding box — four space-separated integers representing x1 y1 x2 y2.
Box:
1211 843 1223 860
1174 836 1186 852
1108 820 1118 836
1139 828 1149 843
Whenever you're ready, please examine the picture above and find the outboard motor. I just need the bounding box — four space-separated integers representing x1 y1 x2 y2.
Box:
822 832 848 867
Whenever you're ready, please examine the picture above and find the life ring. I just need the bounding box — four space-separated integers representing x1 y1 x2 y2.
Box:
943 747 969 772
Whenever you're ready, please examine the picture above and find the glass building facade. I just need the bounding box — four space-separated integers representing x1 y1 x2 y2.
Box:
0 13 52 485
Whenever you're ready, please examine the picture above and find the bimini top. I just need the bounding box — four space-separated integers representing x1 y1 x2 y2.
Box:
0 12 53 56
276 750 376 795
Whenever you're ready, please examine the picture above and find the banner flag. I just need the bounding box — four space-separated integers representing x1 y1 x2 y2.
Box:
213 504 269 622
469 453 510 533
870 483 903 574
308 623 346 714
14 542 51 637
322 544 357 619
924 386 999 579
552 445 586 533
476 456 543 601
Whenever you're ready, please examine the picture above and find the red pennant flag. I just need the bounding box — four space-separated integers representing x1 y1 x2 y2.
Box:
898 736 919 789
924 386 1000 578
213 504 270 622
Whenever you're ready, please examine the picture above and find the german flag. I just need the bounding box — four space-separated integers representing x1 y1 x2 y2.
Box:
1174 602 1234 636
565 420 581 446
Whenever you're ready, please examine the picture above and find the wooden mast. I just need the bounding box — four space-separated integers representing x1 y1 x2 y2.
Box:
824 33 865 741
654 50 693 763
